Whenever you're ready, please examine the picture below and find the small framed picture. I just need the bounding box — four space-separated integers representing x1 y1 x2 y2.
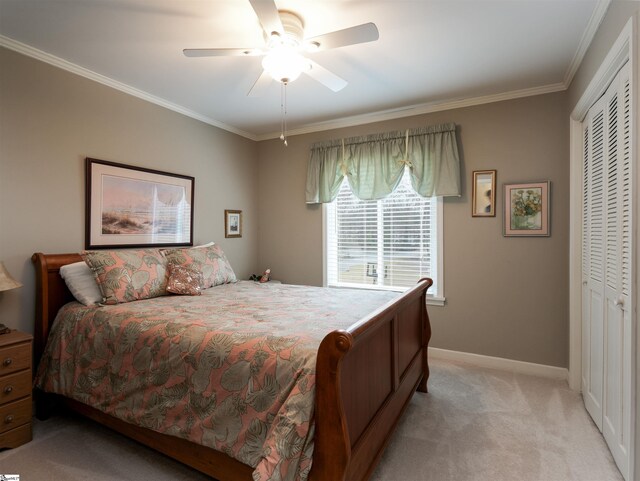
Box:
225 210 242 238
472 170 496 217
504 181 550 236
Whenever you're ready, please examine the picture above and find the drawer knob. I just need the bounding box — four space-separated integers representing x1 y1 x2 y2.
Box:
3 385 13 394
2 357 12 367
4 414 14 424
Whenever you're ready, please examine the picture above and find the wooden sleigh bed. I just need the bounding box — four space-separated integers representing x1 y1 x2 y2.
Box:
32 252 433 481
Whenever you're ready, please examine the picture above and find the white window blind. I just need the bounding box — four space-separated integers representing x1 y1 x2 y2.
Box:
325 169 442 298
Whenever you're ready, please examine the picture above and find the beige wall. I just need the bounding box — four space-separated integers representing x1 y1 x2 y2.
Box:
258 92 569 368
0 47 259 334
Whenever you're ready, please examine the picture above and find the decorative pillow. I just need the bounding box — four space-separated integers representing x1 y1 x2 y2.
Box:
163 244 236 288
166 264 204 296
81 249 168 304
59 261 103 306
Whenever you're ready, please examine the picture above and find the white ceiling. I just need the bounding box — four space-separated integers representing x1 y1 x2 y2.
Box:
0 0 603 140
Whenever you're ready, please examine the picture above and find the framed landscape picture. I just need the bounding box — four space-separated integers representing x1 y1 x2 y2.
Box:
225 210 242 238
503 181 550 236
86 158 194 249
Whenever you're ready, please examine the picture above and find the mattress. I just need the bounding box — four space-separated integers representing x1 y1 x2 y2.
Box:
35 280 398 481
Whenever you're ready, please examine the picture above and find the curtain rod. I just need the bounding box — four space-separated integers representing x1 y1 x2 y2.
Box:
310 123 456 150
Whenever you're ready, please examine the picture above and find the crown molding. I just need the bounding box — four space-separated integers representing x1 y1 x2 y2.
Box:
0 35 258 141
255 82 566 141
563 0 611 87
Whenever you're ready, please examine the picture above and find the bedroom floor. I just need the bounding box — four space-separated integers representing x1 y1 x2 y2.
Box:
0 359 622 481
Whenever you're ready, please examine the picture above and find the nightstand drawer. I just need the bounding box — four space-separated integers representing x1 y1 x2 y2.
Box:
0 397 31 434
0 370 31 404
0 422 32 449
0 342 31 376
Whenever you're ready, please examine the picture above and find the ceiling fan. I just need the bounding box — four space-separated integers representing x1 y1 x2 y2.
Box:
183 0 379 96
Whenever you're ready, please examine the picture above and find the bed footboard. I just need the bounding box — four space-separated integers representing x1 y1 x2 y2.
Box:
312 278 432 481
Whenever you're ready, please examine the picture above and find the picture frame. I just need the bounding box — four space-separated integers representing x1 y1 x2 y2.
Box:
472 170 497 217
225 210 242 238
85 158 194 249
503 181 550 236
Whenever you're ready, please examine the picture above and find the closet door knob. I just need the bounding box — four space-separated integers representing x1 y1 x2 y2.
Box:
615 295 624 307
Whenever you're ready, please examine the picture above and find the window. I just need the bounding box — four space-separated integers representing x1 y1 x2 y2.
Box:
324 169 443 302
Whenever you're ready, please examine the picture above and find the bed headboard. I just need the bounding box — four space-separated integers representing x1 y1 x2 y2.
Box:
31 252 83 366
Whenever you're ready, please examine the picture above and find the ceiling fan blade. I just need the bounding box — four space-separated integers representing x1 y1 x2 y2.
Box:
305 23 379 51
248 0 284 37
248 70 273 97
304 60 347 92
183 48 261 57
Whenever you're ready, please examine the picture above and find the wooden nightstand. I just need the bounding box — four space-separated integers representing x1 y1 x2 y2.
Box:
0 330 32 449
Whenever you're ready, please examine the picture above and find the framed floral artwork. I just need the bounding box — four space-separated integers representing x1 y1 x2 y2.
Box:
503 181 550 236
472 170 496 217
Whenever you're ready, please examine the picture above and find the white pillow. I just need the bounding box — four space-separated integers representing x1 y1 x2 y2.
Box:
60 261 103 306
194 242 215 248
161 242 215 257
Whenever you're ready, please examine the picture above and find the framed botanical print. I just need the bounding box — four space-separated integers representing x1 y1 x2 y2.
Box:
503 181 550 236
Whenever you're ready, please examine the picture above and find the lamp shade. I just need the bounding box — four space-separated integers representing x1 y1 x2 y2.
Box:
0 262 22 292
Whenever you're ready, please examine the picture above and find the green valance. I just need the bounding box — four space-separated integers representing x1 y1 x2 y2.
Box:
305 123 461 203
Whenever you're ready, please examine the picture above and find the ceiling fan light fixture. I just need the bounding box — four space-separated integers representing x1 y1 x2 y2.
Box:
262 46 307 83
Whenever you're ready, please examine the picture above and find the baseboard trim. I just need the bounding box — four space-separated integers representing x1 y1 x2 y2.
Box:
428 347 568 381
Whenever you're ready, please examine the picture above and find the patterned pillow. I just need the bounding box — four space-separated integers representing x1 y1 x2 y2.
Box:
81 249 168 304
166 264 204 296
163 244 236 288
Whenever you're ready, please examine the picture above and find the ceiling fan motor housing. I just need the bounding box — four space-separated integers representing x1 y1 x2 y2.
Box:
261 10 309 83
276 10 305 47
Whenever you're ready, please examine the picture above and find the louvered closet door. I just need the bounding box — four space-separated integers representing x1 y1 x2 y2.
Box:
602 65 632 480
582 94 606 430
582 61 633 481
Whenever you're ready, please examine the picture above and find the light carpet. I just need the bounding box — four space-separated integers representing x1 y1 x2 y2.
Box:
0 359 623 481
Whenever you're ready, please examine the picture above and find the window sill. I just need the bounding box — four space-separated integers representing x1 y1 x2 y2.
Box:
426 296 446 307
326 284 445 306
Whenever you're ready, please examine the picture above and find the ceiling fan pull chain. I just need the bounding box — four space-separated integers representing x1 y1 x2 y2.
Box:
279 81 289 146
283 82 288 146
279 82 285 143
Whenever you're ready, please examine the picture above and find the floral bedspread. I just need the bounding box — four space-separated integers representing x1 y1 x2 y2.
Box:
35 281 397 481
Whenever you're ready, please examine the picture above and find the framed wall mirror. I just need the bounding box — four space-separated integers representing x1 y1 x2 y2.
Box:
472 170 497 217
